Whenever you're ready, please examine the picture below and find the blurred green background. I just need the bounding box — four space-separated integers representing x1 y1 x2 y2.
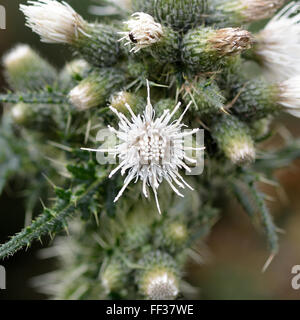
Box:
0 0 300 300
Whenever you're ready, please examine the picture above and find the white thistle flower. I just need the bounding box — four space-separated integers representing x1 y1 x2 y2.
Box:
20 0 88 44
118 12 164 53
277 76 300 117
82 81 203 213
143 269 179 300
254 2 300 81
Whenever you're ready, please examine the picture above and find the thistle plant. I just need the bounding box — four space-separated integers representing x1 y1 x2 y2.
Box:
1 0 300 300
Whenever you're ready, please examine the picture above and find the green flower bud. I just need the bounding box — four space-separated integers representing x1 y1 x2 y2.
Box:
154 99 179 117
100 258 127 294
182 27 253 71
69 69 125 110
11 102 57 133
155 220 189 252
250 117 272 139
132 0 208 30
212 115 256 165
110 91 144 115
137 251 180 300
232 78 281 120
2 44 57 91
182 79 226 115
216 0 286 25
75 23 122 67
59 59 90 91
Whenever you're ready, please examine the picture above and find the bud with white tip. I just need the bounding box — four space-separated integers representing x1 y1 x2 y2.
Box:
2 44 57 90
212 115 256 165
69 69 125 110
110 91 144 115
182 27 253 71
233 77 300 119
217 0 286 24
59 59 90 91
10 102 57 133
100 259 126 294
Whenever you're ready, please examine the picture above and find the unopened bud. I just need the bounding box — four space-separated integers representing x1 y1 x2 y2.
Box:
69 69 125 110
59 59 90 91
2 44 57 90
182 79 226 115
100 259 126 294
132 0 207 30
182 27 253 71
212 115 256 165
218 0 286 24
110 91 144 115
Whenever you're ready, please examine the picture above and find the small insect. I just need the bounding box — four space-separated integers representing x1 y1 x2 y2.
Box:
129 32 137 43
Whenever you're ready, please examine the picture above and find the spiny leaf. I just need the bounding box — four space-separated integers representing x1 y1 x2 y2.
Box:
0 173 107 260
232 173 279 254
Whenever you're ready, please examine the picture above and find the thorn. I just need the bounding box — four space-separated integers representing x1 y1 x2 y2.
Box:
93 211 99 226
39 198 46 209
64 226 70 236
262 252 276 273
276 227 286 234
42 173 56 188
221 107 231 115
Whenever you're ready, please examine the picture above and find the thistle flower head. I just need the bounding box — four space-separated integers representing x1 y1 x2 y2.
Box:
209 28 253 56
221 0 286 23
277 76 300 117
20 0 88 44
118 12 164 53
82 81 203 214
141 268 179 300
254 2 300 81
